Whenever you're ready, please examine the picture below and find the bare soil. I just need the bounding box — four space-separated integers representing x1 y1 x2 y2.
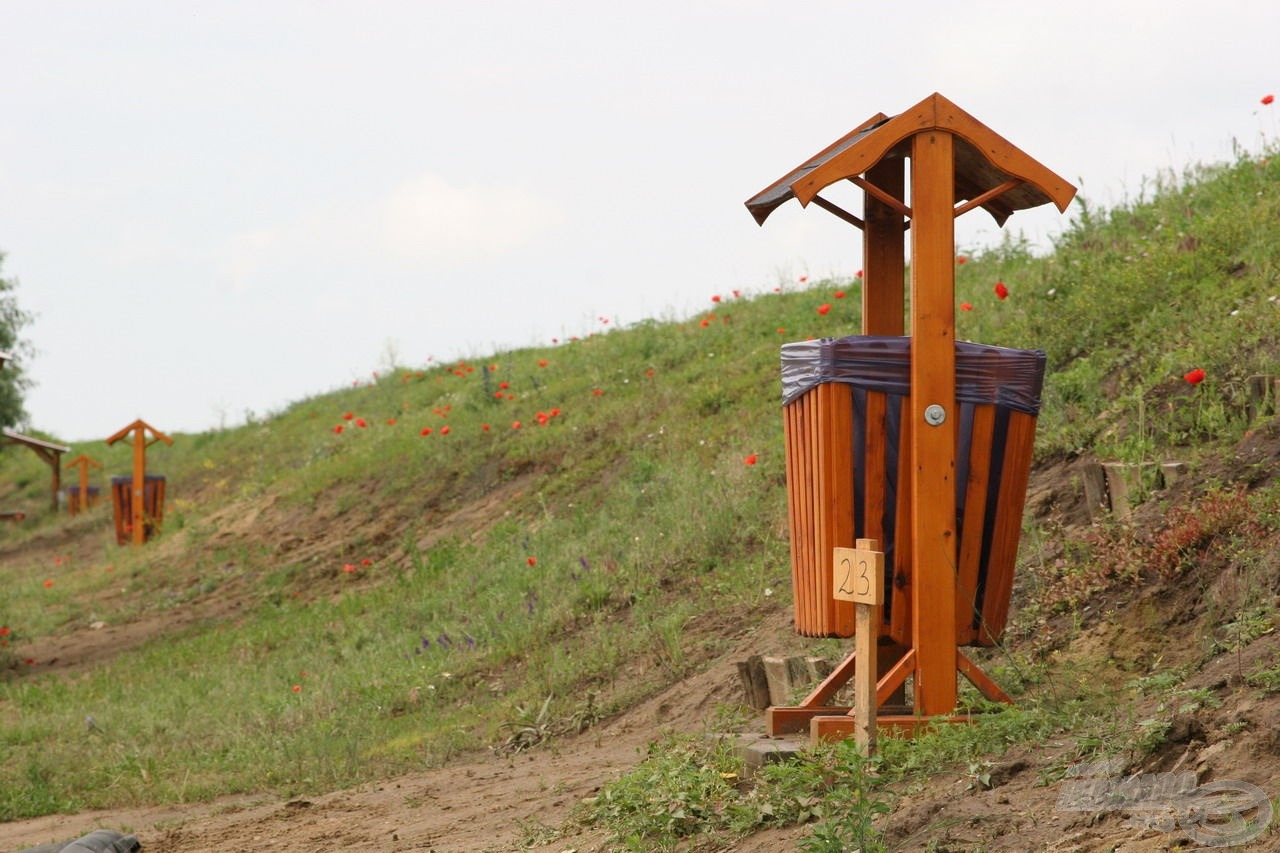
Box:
4 430 1280 852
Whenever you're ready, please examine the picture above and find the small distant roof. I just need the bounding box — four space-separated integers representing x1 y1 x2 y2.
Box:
746 92 1076 228
2 427 71 454
0 351 11 367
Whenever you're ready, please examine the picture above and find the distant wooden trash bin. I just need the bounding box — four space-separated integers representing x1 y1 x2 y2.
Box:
66 485 102 516
110 474 166 545
782 335 1046 646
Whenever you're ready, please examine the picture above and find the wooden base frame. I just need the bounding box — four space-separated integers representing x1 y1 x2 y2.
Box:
765 644 1012 743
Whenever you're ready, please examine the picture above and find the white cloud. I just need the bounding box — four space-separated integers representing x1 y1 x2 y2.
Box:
377 173 564 266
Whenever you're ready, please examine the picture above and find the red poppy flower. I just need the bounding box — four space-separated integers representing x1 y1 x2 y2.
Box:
512 421 522 429
956 256 968 265
43 580 54 588
855 269 864 278
538 360 548 367
645 369 655 377
0 627 9 637
440 425 450 435
817 303 831 315
292 685 302 693
993 281 1009 300
1184 368 1206 386
592 388 604 396
342 563 357 573
743 454 758 466
960 302 973 311
732 289 741 298
777 327 786 334
420 427 432 436
482 423 491 431
361 558 373 566
333 425 344 434
343 412 354 420
834 290 846 299
699 318 710 327
386 418 397 426
798 275 808 284
1263 94 1275 106
527 556 537 567
711 294 722 303
355 418 367 428
550 408 561 417
499 381 510 389
494 391 504 400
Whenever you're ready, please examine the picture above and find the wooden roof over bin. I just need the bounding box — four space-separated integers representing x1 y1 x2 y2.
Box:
746 92 1076 230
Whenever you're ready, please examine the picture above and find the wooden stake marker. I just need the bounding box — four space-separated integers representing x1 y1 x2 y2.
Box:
833 539 884 754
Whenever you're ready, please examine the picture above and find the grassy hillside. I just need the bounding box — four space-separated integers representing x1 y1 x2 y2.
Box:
2 141 1279 848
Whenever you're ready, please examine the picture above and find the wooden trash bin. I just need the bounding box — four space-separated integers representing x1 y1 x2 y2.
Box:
66 485 102 516
782 335 1045 646
110 474 166 545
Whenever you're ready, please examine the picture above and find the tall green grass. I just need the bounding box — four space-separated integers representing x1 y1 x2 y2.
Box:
0 142 1278 820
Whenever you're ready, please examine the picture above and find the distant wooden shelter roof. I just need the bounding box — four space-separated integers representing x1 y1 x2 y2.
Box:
2 428 71 456
746 92 1076 229
3 427 72 512
0 352 10 367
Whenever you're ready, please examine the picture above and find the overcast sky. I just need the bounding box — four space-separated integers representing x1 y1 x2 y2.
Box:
1 1 1276 442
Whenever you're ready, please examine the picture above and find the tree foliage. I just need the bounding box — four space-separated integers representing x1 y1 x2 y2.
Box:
0 252 34 429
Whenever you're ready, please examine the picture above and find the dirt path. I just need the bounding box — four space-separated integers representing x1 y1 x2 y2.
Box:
0 612 812 853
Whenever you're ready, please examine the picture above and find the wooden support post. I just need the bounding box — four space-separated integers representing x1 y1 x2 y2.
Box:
862 157 906 335
1080 461 1109 520
909 129 958 717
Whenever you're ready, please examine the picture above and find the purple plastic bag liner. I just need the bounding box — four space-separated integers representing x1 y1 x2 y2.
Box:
781 335 1046 414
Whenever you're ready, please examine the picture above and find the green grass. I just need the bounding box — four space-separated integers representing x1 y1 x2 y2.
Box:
1 139 1279 833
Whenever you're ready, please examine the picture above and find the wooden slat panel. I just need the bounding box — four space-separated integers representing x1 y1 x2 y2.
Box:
783 400 805 634
955 404 995 644
863 391 889 636
889 404 913 646
792 393 811 634
815 383 835 635
828 382 855 637
809 389 826 634
979 410 1038 644
802 390 819 634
